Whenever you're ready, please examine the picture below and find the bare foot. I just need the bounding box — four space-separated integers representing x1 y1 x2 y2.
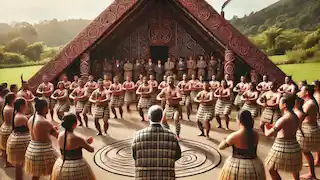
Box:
216 125 222 128
304 162 320 167
96 133 102 136
300 173 316 179
198 133 205 137
225 127 230 131
206 136 211 140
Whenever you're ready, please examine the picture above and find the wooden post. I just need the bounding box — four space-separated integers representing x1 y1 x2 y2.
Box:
250 69 258 83
224 48 235 81
80 52 90 83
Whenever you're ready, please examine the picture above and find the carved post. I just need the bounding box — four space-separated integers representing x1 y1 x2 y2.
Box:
224 48 235 81
250 69 258 83
80 52 90 83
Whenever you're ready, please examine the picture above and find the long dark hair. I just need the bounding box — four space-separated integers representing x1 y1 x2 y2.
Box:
12 98 26 130
295 97 304 112
60 114 77 171
238 110 255 149
2 93 15 121
31 98 48 128
305 84 319 111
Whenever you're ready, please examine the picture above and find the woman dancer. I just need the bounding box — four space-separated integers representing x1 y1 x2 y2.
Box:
17 76 35 118
241 83 259 118
0 86 9 126
51 82 70 120
0 93 15 167
257 82 281 132
51 114 95 180
24 98 58 180
218 110 266 180
214 80 232 130
7 98 31 179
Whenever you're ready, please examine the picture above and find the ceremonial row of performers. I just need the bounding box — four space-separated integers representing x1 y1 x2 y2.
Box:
96 55 222 82
0 73 320 179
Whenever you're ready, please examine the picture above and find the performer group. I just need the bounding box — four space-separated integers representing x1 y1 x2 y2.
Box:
0 55 319 180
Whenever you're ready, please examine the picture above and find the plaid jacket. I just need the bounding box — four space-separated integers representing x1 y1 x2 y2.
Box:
132 124 181 180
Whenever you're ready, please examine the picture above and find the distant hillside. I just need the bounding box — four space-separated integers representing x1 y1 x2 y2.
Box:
0 19 91 47
230 0 320 35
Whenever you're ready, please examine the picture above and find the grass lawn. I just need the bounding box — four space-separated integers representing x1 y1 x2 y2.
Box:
0 65 43 86
278 62 320 83
0 62 319 87
269 55 288 64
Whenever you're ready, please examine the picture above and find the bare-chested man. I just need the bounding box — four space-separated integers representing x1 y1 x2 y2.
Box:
187 56 197 79
84 75 97 114
89 79 111 135
177 74 192 120
224 74 234 89
264 95 302 180
25 99 59 180
136 76 153 121
209 75 220 93
257 75 272 94
36 75 54 120
214 80 232 129
278 76 296 97
194 81 214 139
148 74 158 104
296 85 320 179
158 75 168 109
17 77 35 118
135 74 144 108
69 75 79 92
103 74 112 90
157 76 182 140
60 74 71 91
241 83 259 118
257 82 281 132
109 76 124 119
233 76 249 110
123 76 136 112
189 74 201 106
69 79 89 127
51 82 70 121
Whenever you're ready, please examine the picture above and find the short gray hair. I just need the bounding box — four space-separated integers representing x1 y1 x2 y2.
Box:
148 105 163 122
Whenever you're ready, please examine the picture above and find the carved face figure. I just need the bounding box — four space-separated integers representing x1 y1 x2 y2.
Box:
158 60 161 65
74 75 79 81
210 56 214 60
148 58 152 63
211 75 216 81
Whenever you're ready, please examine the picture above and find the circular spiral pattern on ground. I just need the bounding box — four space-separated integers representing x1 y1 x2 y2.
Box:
94 139 221 178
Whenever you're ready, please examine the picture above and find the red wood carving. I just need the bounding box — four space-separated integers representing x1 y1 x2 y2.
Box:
80 52 90 82
250 70 258 83
224 49 235 81
175 0 286 84
116 5 207 60
28 0 138 91
28 0 287 92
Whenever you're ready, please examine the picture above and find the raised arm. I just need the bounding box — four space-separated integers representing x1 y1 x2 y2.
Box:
221 88 231 98
69 89 77 100
219 133 234 150
264 117 284 137
136 85 142 95
157 88 166 101
256 92 267 106
89 92 96 104
80 137 94 153
194 91 202 103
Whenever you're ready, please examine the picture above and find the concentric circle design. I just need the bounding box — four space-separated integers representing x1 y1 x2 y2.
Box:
94 139 221 178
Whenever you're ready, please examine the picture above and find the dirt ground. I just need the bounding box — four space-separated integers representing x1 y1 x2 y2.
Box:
0 105 319 180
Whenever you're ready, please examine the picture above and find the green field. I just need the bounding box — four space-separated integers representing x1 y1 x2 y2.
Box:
269 55 288 64
0 65 43 86
0 62 319 87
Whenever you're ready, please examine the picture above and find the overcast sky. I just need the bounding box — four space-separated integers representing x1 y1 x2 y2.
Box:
0 0 279 23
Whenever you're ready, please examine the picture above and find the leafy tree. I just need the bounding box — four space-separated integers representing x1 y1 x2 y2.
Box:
23 42 44 61
5 37 28 53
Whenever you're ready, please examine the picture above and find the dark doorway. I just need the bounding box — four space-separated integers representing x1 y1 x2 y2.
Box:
150 46 169 64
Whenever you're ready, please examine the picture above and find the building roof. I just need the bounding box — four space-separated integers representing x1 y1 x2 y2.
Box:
28 0 286 91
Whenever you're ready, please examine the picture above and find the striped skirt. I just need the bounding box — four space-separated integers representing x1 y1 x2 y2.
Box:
57 102 70 114
260 107 281 124
24 140 58 177
265 138 302 173
164 105 180 120
215 99 232 116
296 124 320 152
6 131 30 165
219 156 266 180
124 91 136 104
93 105 110 120
138 97 152 109
51 158 96 180
241 103 258 118
234 94 244 107
196 104 214 122
76 101 90 114
179 94 191 106
110 95 124 108
0 123 12 150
